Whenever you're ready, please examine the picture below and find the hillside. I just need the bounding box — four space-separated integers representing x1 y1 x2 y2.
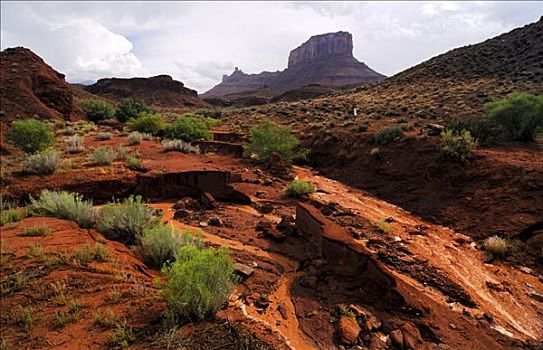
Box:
219 17 543 241
0 47 83 124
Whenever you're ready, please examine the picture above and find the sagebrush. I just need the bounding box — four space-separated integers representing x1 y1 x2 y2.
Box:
160 245 239 321
31 190 96 228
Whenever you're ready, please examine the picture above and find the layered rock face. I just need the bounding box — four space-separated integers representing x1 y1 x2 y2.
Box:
202 31 385 98
287 31 353 68
85 75 207 108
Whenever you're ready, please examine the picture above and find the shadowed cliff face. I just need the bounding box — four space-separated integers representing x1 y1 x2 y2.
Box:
202 31 385 98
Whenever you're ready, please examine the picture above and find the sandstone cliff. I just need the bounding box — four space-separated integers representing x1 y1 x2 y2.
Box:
202 31 385 98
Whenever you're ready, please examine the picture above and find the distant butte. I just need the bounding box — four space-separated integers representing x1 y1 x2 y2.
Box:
202 31 385 98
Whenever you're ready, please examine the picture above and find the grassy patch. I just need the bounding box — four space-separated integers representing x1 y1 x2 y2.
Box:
17 224 50 237
31 190 96 228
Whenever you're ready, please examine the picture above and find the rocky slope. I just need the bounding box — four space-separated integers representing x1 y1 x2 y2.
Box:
85 75 208 109
219 17 543 242
0 47 82 123
202 31 385 98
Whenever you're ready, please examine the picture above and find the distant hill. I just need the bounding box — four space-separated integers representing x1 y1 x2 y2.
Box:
202 31 385 99
85 75 208 109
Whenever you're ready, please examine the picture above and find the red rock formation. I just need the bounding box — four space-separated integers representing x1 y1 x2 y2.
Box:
85 75 208 109
0 47 82 123
202 31 385 98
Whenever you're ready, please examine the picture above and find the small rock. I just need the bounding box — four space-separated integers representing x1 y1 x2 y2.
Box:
173 209 191 220
401 322 423 349
277 304 288 319
337 316 360 345
519 266 533 275
199 221 208 227
255 191 268 199
208 216 223 226
200 192 217 209
366 315 382 332
482 252 494 263
528 291 543 302
389 329 404 347
483 313 494 322
277 215 294 231
256 220 272 232
258 203 274 214
233 263 255 278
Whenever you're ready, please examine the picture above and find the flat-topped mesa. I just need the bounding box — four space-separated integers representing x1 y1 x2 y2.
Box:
85 74 208 108
288 31 353 68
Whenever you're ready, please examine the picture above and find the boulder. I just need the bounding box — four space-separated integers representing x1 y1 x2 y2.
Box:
337 315 361 345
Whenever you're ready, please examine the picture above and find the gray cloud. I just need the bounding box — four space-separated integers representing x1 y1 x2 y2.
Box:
1 1 541 94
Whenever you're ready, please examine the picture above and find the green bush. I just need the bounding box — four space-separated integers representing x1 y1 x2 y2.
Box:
78 99 114 122
163 114 216 142
22 151 61 175
125 155 142 169
160 245 239 321
445 118 498 146
284 179 316 197
374 125 404 145
126 112 164 135
114 99 153 123
439 129 477 162
137 225 203 267
6 119 54 153
30 190 96 228
91 147 117 165
244 119 306 163
484 93 543 142
97 195 158 244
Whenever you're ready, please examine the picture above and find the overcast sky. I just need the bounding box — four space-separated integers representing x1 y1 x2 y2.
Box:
1 1 541 93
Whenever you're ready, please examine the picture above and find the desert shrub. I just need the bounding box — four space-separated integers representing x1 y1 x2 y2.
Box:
127 132 143 145
160 245 239 321
439 129 477 162
65 135 85 153
97 195 158 244
374 125 403 145
484 92 543 142
22 151 61 175
96 132 112 141
125 155 142 169
114 98 153 123
162 139 199 153
112 147 128 162
483 235 514 257
137 224 203 267
126 112 164 135
244 119 306 163
30 190 96 228
91 147 117 165
445 118 498 146
0 201 28 226
78 99 114 122
6 119 54 153
284 179 316 197
163 114 216 142
376 219 393 234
